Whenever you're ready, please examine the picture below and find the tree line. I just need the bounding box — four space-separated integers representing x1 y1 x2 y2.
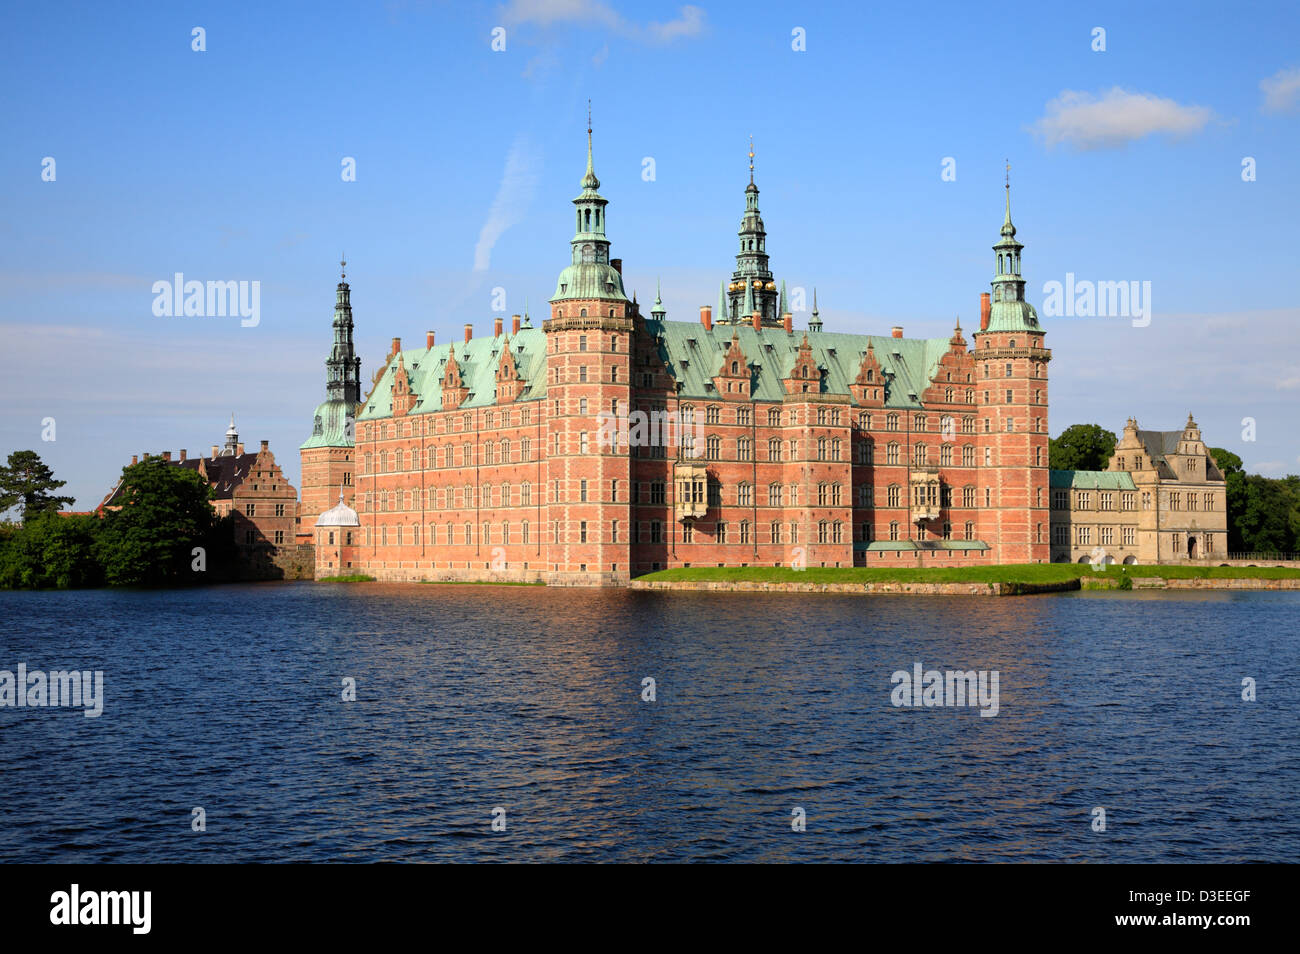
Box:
0 450 237 588
1049 424 1300 555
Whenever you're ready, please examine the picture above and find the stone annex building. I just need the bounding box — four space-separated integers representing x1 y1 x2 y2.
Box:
298 129 1226 584
100 416 305 578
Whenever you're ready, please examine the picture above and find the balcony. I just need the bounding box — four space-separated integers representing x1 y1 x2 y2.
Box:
674 462 708 521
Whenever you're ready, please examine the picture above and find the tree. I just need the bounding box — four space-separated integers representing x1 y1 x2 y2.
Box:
0 450 75 519
0 513 103 589
1209 447 1242 477
94 459 217 586
1049 424 1117 471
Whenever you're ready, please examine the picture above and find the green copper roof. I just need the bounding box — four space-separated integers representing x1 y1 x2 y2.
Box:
647 318 956 408
357 326 548 420
1049 469 1137 490
551 261 628 302
301 398 355 448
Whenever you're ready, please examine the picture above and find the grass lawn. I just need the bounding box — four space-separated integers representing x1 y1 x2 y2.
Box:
635 564 1300 585
316 574 376 583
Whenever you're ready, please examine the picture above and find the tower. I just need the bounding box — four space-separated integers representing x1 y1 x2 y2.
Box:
723 137 781 325
299 258 362 542
223 413 239 456
972 165 1051 562
545 108 634 582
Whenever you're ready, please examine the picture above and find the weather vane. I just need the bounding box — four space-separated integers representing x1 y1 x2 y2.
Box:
749 134 755 183
340 253 346 280
587 98 592 135
1005 159 1010 189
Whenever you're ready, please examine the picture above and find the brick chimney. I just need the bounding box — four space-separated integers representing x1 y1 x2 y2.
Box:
980 292 991 331
782 313 793 334
390 337 401 356
511 314 521 335
260 440 268 453
494 316 503 337
162 451 171 461
752 311 762 330
179 449 187 462
211 445 219 459
426 330 435 349
131 455 138 466
700 306 712 331
610 258 622 275
236 442 245 455
891 326 904 339
464 323 472 344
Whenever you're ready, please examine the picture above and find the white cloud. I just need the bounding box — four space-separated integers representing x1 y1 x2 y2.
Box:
473 135 540 272
499 0 706 44
1030 87 1213 150
1260 66 1300 114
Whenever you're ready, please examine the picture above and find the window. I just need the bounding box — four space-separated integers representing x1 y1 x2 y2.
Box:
887 485 901 507
245 503 256 516
887 442 900 465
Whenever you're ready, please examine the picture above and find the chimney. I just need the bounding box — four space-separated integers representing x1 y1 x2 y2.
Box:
512 314 521 335
980 292 991 331
211 445 219 459
390 337 401 356
131 455 138 466
752 311 762 331
260 440 268 453
891 326 904 339
494 316 503 337
142 452 150 460
179 449 187 462
782 312 793 334
700 306 712 331
464 323 472 344
610 258 622 275
426 330 436 349
162 451 171 461
237 442 245 455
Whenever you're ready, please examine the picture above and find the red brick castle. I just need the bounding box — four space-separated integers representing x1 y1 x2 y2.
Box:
301 131 1051 584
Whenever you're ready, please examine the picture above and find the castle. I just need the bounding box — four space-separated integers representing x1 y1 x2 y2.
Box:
299 128 1226 584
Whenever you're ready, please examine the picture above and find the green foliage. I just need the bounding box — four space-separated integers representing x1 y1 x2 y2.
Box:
0 513 103 589
94 459 218 587
1049 424 1117 472
0 450 75 519
317 574 375 582
1209 447 1242 476
1226 472 1299 553
637 563 1300 585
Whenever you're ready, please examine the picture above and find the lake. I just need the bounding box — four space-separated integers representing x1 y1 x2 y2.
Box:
1 583 1296 862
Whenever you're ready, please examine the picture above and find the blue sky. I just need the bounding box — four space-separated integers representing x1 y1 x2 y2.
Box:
3 0 1298 508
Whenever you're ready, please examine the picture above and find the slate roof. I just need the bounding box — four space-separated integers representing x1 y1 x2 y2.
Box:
1136 429 1184 463
101 453 258 507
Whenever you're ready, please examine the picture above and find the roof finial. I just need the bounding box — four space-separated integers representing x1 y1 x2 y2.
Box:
581 100 599 190
340 253 346 281
748 134 755 184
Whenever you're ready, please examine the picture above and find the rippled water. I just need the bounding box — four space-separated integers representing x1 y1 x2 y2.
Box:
1 583 1297 862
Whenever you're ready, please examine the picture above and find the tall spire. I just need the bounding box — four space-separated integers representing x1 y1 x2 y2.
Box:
726 135 779 325
326 257 362 406
984 165 1040 332
651 278 665 319
581 99 599 191
1001 159 1015 238
550 107 628 305
809 288 822 332
717 281 728 324
223 413 239 456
